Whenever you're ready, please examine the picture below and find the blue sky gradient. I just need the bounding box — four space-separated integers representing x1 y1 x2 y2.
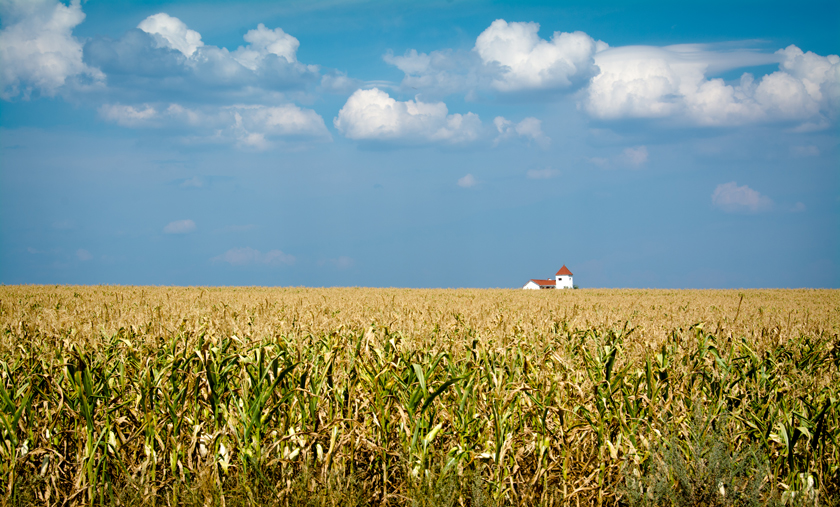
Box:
1 0 838 288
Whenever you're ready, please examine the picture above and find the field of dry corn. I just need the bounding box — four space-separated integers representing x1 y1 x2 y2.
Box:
1 286 838 506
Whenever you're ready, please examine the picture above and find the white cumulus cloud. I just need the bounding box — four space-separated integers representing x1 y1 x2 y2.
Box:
231 23 299 69
474 19 603 92
493 116 550 148
385 23 839 129
584 44 839 126
212 247 295 266
83 12 321 115
384 19 603 97
0 0 104 99
711 182 773 213
137 13 204 57
163 219 196 234
2 1 322 115
334 88 481 144
131 13 320 86
83 12 328 149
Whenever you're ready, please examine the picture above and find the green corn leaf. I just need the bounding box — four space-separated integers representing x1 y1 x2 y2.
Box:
421 376 464 414
412 364 426 394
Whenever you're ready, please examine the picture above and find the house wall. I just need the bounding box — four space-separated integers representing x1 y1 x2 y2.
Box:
555 275 573 289
523 281 541 290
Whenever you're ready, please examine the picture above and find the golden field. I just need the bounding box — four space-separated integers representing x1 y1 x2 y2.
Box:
1 286 838 506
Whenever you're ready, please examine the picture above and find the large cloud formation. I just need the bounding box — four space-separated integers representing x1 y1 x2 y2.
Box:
85 13 320 102
1 1 319 103
89 11 328 147
334 88 482 144
136 15 303 72
384 19 603 98
1 0 329 148
383 19 839 128
0 0 103 99
3 2 838 138
585 44 840 126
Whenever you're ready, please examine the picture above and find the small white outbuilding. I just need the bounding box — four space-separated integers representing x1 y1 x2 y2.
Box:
523 265 574 290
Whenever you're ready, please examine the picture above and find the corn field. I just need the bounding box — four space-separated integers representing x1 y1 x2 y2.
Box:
1 286 838 506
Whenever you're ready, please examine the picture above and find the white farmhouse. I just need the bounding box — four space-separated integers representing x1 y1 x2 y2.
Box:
522 265 574 290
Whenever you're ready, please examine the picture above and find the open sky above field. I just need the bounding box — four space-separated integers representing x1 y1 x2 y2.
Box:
1 0 838 288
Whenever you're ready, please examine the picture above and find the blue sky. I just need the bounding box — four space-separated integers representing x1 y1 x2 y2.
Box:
1 0 838 288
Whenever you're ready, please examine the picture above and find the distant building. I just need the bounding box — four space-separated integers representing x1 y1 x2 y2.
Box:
523 265 574 290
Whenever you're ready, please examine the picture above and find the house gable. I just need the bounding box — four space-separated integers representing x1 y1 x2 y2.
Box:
524 266 574 289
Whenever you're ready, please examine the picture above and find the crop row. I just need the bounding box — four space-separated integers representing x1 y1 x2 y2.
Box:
1 324 838 505
1 287 838 506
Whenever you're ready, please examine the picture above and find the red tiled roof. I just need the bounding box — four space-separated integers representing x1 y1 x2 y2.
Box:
555 265 573 276
530 279 556 286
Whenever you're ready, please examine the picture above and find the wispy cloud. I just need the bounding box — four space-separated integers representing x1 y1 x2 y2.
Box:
52 219 76 230
163 219 196 234
320 256 354 269
217 224 258 233
586 146 648 169
712 182 773 213
211 247 295 266
526 168 560 179
791 145 820 157
99 103 331 149
620 146 649 168
494 117 550 148
457 174 477 188
586 157 609 168
180 176 204 188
